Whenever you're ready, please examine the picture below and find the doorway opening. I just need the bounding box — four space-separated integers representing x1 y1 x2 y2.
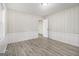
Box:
38 18 48 38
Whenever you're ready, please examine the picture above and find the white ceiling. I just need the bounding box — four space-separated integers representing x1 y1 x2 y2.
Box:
6 3 79 17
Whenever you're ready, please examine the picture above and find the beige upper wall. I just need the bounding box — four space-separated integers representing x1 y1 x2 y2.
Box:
48 6 79 34
7 9 41 33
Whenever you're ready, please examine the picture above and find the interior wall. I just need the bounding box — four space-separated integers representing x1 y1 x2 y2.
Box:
6 9 41 43
48 6 79 47
48 6 79 34
7 9 41 33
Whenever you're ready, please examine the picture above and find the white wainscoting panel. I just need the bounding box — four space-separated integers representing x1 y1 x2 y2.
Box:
5 32 38 44
49 32 79 47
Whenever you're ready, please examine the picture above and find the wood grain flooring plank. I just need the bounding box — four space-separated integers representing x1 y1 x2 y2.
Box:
4 37 79 56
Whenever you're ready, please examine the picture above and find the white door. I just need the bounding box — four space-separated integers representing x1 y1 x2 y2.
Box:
43 19 48 37
0 4 6 40
38 20 43 35
0 9 3 40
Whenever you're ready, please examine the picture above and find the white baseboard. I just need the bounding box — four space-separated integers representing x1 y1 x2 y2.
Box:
0 38 7 53
49 32 79 47
5 32 38 44
0 44 7 53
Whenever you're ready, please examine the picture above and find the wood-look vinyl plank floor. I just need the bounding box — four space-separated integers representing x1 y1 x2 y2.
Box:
4 37 79 56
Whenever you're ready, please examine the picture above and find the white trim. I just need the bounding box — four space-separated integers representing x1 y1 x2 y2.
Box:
0 38 7 53
49 32 79 47
5 32 38 44
0 44 7 53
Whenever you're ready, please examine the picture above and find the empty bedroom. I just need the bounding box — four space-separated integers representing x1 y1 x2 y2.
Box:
0 3 79 56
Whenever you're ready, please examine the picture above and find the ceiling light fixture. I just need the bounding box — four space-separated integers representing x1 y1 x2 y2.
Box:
41 3 48 6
